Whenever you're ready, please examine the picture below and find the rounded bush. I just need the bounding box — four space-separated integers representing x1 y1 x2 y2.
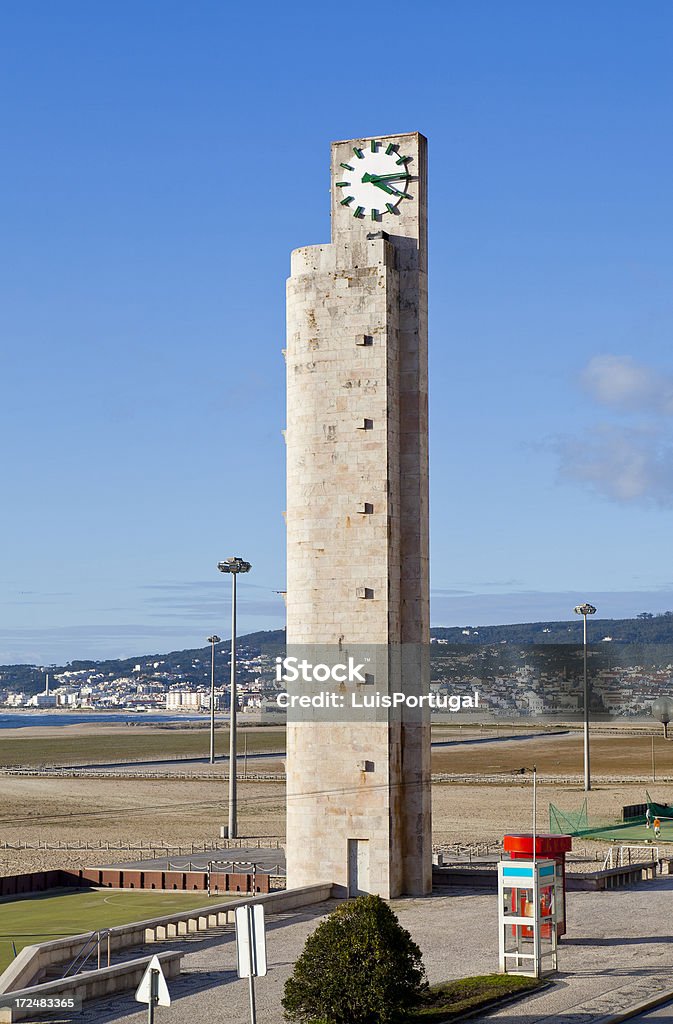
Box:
282 893 426 1024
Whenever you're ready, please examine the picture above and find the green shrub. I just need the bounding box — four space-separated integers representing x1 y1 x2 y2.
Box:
282 894 427 1024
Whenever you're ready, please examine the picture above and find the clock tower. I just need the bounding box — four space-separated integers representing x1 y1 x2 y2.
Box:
284 132 431 898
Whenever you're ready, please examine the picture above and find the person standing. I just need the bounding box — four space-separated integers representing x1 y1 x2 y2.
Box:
653 816 661 840
646 807 652 830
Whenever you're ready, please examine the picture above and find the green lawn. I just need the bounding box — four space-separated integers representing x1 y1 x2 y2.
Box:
404 975 544 1021
0 889 223 973
582 819 673 842
0 726 285 767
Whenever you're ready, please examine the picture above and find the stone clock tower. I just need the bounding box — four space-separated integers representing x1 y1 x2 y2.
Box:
284 133 431 898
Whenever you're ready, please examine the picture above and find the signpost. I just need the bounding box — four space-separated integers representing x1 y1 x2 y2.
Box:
135 955 171 1023
235 904 267 1024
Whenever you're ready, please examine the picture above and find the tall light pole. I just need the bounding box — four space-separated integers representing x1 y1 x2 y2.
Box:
574 602 597 792
217 556 252 839
532 764 537 862
207 635 221 765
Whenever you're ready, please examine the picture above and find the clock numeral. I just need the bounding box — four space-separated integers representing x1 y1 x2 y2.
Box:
385 143 396 155
354 206 365 218
353 147 364 159
370 139 377 152
340 195 354 206
336 181 350 187
340 162 355 171
396 155 411 165
371 209 379 220
385 202 397 214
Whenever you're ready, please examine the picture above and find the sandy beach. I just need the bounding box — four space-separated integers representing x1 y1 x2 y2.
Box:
2 774 672 876
1 723 672 876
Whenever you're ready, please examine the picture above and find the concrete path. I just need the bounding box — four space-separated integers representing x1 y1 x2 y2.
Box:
72 876 673 1024
105 846 285 873
75 902 337 1024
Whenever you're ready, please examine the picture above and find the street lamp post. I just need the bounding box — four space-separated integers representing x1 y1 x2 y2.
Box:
207 635 221 765
532 763 537 862
217 556 252 839
574 603 597 792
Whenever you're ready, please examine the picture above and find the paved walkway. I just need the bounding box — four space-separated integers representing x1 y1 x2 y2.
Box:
106 846 285 872
72 876 673 1024
465 876 673 1023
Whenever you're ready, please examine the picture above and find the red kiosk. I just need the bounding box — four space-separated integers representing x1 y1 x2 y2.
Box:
503 833 572 938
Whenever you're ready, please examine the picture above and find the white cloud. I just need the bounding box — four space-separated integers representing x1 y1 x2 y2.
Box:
554 424 673 505
580 355 673 415
551 355 673 506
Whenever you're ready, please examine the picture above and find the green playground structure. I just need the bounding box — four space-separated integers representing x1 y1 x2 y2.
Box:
549 792 673 842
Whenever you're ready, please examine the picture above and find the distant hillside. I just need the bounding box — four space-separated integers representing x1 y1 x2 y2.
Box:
0 629 287 694
431 611 673 646
61 629 287 677
2 613 673 693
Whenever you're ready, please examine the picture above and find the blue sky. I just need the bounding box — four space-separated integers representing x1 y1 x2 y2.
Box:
1 2 673 664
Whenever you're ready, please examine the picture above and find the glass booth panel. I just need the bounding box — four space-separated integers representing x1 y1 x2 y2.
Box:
498 859 558 978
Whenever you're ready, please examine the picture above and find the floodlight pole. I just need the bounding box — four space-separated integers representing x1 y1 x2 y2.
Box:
218 557 252 839
532 764 537 863
207 635 221 765
230 571 238 838
574 603 597 792
583 612 590 791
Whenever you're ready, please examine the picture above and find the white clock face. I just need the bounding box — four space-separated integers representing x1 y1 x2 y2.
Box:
335 139 412 220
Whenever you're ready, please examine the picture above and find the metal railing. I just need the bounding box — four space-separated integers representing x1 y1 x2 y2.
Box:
206 860 283 897
61 929 111 978
165 859 282 873
0 837 282 852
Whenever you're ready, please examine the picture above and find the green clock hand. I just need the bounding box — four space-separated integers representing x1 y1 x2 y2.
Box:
386 184 411 197
362 172 409 183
